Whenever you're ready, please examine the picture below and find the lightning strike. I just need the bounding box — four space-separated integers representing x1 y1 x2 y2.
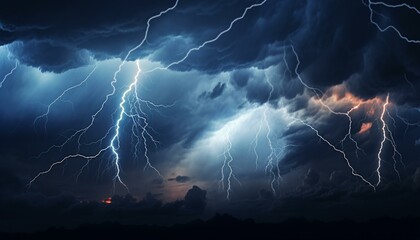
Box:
376 94 388 185
29 1 180 189
288 45 376 189
143 0 267 74
219 127 236 200
0 60 18 88
29 0 268 195
294 117 376 190
28 146 112 188
376 94 404 184
262 71 282 195
251 119 263 170
365 0 420 43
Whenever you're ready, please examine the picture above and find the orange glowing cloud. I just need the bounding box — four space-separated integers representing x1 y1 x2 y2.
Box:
358 122 372 134
311 83 385 117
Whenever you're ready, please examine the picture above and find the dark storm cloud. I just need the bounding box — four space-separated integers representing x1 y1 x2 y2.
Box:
1 0 420 228
231 69 250 89
217 169 420 222
302 169 320 187
0 0 274 72
8 41 92 72
208 82 226 99
1 0 419 106
258 189 274 200
329 171 347 186
168 175 190 183
280 104 420 182
199 82 226 100
184 185 206 213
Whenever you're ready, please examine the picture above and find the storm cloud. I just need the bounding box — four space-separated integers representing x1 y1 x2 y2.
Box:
0 0 420 231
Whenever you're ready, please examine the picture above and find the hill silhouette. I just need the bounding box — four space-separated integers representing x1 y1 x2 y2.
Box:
2 214 420 240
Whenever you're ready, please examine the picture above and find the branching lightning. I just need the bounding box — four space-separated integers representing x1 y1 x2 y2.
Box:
142 0 267 75
288 45 376 188
339 104 367 159
376 94 404 184
365 0 420 43
29 0 268 196
262 72 283 195
219 126 240 200
293 117 376 190
287 45 404 189
28 0 180 189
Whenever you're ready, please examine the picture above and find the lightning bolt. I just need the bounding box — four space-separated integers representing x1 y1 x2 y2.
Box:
219 126 238 200
339 104 367 159
251 120 263 170
28 146 112 188
142 0 267 74
33 65 98 132
29 0 268 194
287 45 377 190
376 94 404 184
29 1 180 189
294 117 376 190
261 71 282 195
288 44 405 188
396 109 420 135
0 60 18 88
376 94 388 185
365 0 420 43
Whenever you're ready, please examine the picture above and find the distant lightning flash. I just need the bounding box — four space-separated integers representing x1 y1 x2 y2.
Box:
251 119 263 170
219 127 240 200
0 60 18 89
365 0 420 43
262 72 282 195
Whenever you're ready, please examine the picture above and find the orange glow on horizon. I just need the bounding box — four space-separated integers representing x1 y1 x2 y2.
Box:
101 197 112 204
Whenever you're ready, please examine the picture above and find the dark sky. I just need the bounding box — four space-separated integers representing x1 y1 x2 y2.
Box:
1 0 420 232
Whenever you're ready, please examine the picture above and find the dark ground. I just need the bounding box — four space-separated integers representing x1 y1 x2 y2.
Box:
2 214 419 240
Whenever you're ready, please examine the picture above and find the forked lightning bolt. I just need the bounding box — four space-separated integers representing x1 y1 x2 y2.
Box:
29 0 268 194
219 127 240 200
376 94 404 184
262 72 282 195
143 0 267 74
294 117 376 189
365 0 420 43
339 104 367 159
28 1 180 189
0 60 18 88
288 46 404 189
287 46 377 189
290 45 368 158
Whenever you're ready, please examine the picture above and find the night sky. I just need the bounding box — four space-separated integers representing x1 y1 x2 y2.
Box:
1 0 420 233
